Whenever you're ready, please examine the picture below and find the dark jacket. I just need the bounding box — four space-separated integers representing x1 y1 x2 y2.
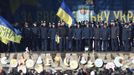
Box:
111 26 119 39
122 26 131 40
101 27 111 40
48 28 57 40
82 27 91 39
31 26 40 39
93 27 101 40
22 27 32 40
74 27 82 40
58 26 67 38
40 27 48 39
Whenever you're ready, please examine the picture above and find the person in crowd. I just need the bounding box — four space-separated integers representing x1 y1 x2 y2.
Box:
48 24 57 51
0 67 6 75
31 22 41 51
122 23 131 51
110 21 119 51
40 21 48 51
74 23 82 51
93 23 101 51
101 23 111 51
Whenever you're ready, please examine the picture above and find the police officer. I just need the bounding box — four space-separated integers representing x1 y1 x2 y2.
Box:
48 24 57 51
101 23 110 51
111 21 119 51
131 22 134 51
22 22 32 50
74 24 82 51
31 22 40 51
122 23 131 51
40 21 48 51
58 22 67 51
72 23 77 51
66 25 73 51
89 22 94 51
47 23 52 50
93 23 101 51
82 24 91 51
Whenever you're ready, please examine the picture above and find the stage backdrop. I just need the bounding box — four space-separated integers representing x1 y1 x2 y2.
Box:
0 0 134 22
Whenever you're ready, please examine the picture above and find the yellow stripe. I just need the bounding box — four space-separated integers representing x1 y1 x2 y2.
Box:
56 8 73 27
0 25 22 44
0 37 9 44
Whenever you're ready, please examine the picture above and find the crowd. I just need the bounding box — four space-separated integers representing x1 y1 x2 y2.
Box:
1 19 134 52
0 52 133 75
0 66 133 75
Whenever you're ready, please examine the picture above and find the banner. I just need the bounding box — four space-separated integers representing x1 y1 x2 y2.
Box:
89 10 134 22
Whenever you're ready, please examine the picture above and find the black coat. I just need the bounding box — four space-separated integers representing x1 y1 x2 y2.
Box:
101 27 110 40
93 27 101 40
22 27 32 40
48 28 57 40
74 27 82 40
131 25 134 38
31 26 40 39
111 26 119 39
82 27 91 39
40 27 48 40
122 26 131 40
58 26 67 38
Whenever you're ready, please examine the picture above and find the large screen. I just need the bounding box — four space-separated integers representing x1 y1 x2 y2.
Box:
76 5 90 22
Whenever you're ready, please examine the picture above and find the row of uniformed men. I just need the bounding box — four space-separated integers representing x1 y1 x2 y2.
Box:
20 21 134 51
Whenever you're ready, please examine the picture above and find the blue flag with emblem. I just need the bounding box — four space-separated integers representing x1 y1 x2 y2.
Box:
0 16 22 44
56 0 75 27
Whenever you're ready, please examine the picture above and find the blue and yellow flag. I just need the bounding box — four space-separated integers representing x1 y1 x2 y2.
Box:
0 16 22 44
56 0 75 27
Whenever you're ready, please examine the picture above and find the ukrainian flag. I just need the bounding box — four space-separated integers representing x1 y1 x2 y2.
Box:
56 0 75 27
0 16 22 44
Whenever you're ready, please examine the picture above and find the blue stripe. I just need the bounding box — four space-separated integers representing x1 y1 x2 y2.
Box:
0 16 21 35
60 1 75 24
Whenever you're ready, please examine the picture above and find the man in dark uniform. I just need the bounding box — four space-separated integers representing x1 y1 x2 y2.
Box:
111 21 119 51
89 22 94 51
40 21 48 51
58 22 67 51
82 24 91 51
72 23 77 51
116 19 123 50
93 23 101 51
66 25 73 51
47 23 52 50
101 23 110 51
131 22 134 51
122 23 131 51
74 24 82 51
22 22 32 50
31 22 41 51
48 24 57 51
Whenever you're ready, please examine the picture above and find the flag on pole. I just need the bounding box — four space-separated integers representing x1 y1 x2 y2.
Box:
56 0 75 27
0 16 22 44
